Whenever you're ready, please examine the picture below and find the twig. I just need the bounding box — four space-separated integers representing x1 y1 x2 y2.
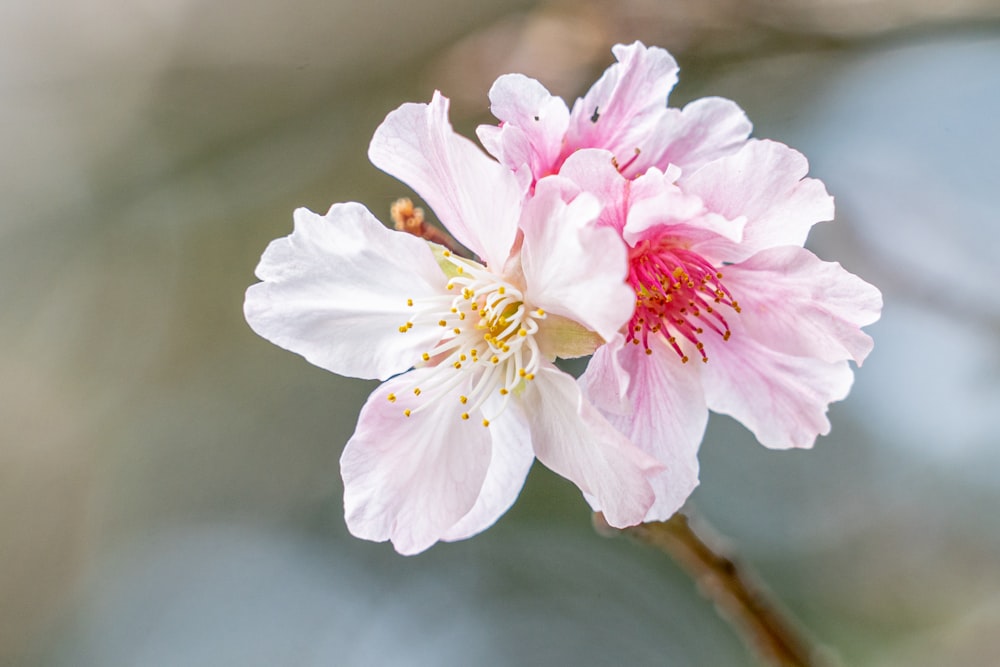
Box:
595 512 831 667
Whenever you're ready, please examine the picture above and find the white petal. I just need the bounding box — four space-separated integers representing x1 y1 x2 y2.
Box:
441 395 534 542
245 204 445 380
700 318 854 450
522 365 660 528
341 368 493 555
368 91 525 269
520 179 634 342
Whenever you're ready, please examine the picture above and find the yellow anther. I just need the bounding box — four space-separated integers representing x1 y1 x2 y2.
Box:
460 396 468 404
498 286 506 294
422 352 430 361
518 369 526 377
482 419 490 427
387 393 397 402
536 308 545 316
456 266 464 274
451 307 458 313
398 325 408 333
491 356 499 364
453 361 462 369
453 328 461 335
413 388 421 396
438 320 447 327
404 409 411 417
459 312 466 320
518 329 527 337
461 412 469 420
499 388 508 395
645 348 653 356
443 250 451 257
525 373 534 381
681 356 689 363
447 283 455 290
459 354 467 361
406 298 413 307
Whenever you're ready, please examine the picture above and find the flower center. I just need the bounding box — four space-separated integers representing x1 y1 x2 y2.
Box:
626 239 740 362
390 250 546 426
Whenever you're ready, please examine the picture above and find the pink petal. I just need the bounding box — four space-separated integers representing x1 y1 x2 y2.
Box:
555 149 630 232
368 91 525 269
565 42 679 178
523 365 660 528
699 318 855 450
582 336 705 521
442 394 534 542
722 246 883 365
577 334 631 415
682 139 834 259
476 73 570 178
643 96 752 175
244 204 445 381
520 179 634 342
341 368 493 555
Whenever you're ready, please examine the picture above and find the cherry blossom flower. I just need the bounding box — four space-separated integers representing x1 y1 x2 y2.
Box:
244 92 662 554
478 42 883 521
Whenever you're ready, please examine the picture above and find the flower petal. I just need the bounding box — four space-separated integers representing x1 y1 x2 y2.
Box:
590 337 706 522
368 91 525 269
341 368 493 555
477 73 570 179
643 96 752 175
555 148 630 232
441 394 534 542
682 139 834 259
520 179 634 342
522 365 660 528
722 246 883 365
565 42 679 178
245 204 445 381
700 318 855 450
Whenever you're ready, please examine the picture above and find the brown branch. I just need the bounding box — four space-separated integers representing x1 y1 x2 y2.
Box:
595 512 832 667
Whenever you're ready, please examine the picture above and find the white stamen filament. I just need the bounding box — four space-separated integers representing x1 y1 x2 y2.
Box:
394 252 546 425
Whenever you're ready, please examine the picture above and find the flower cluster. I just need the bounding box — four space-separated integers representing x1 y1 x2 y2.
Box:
245 42 881 553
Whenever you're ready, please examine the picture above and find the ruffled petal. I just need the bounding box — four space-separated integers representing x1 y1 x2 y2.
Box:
722 246 883 365
588 337 707 522
245 204 445 381
441 394 534 542
577 334 631 416
555 149 630 232
643 96 752 175
520 179 634 342
522 365 660 528
476 73 570 178
565 42 679 178
341 368 493 555
700 318 855 450
368 91 525 269
682 139 834 260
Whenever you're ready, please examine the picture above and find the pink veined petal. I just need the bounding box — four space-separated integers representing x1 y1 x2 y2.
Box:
565 42 679 177
341 368 493 555
699 318 855 450
721 246 883 365
555 149 630 232
441 393 534 542
522 365 660 528
584 337 707 522
577 334 631 416
368 91 525 269
476 73 570 178
682 139 834 260
643 96 752 176
520 179 634 342
244 204 445 381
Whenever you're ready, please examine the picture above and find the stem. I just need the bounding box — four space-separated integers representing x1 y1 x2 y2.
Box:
595 512 831 667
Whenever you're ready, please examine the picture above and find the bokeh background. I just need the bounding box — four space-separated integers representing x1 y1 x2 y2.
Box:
3 1 1000 665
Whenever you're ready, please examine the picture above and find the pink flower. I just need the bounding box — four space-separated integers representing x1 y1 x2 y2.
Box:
244 92 662 554
479 43 883 521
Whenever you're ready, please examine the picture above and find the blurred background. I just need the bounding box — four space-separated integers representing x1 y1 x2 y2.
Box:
3 1 999 665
